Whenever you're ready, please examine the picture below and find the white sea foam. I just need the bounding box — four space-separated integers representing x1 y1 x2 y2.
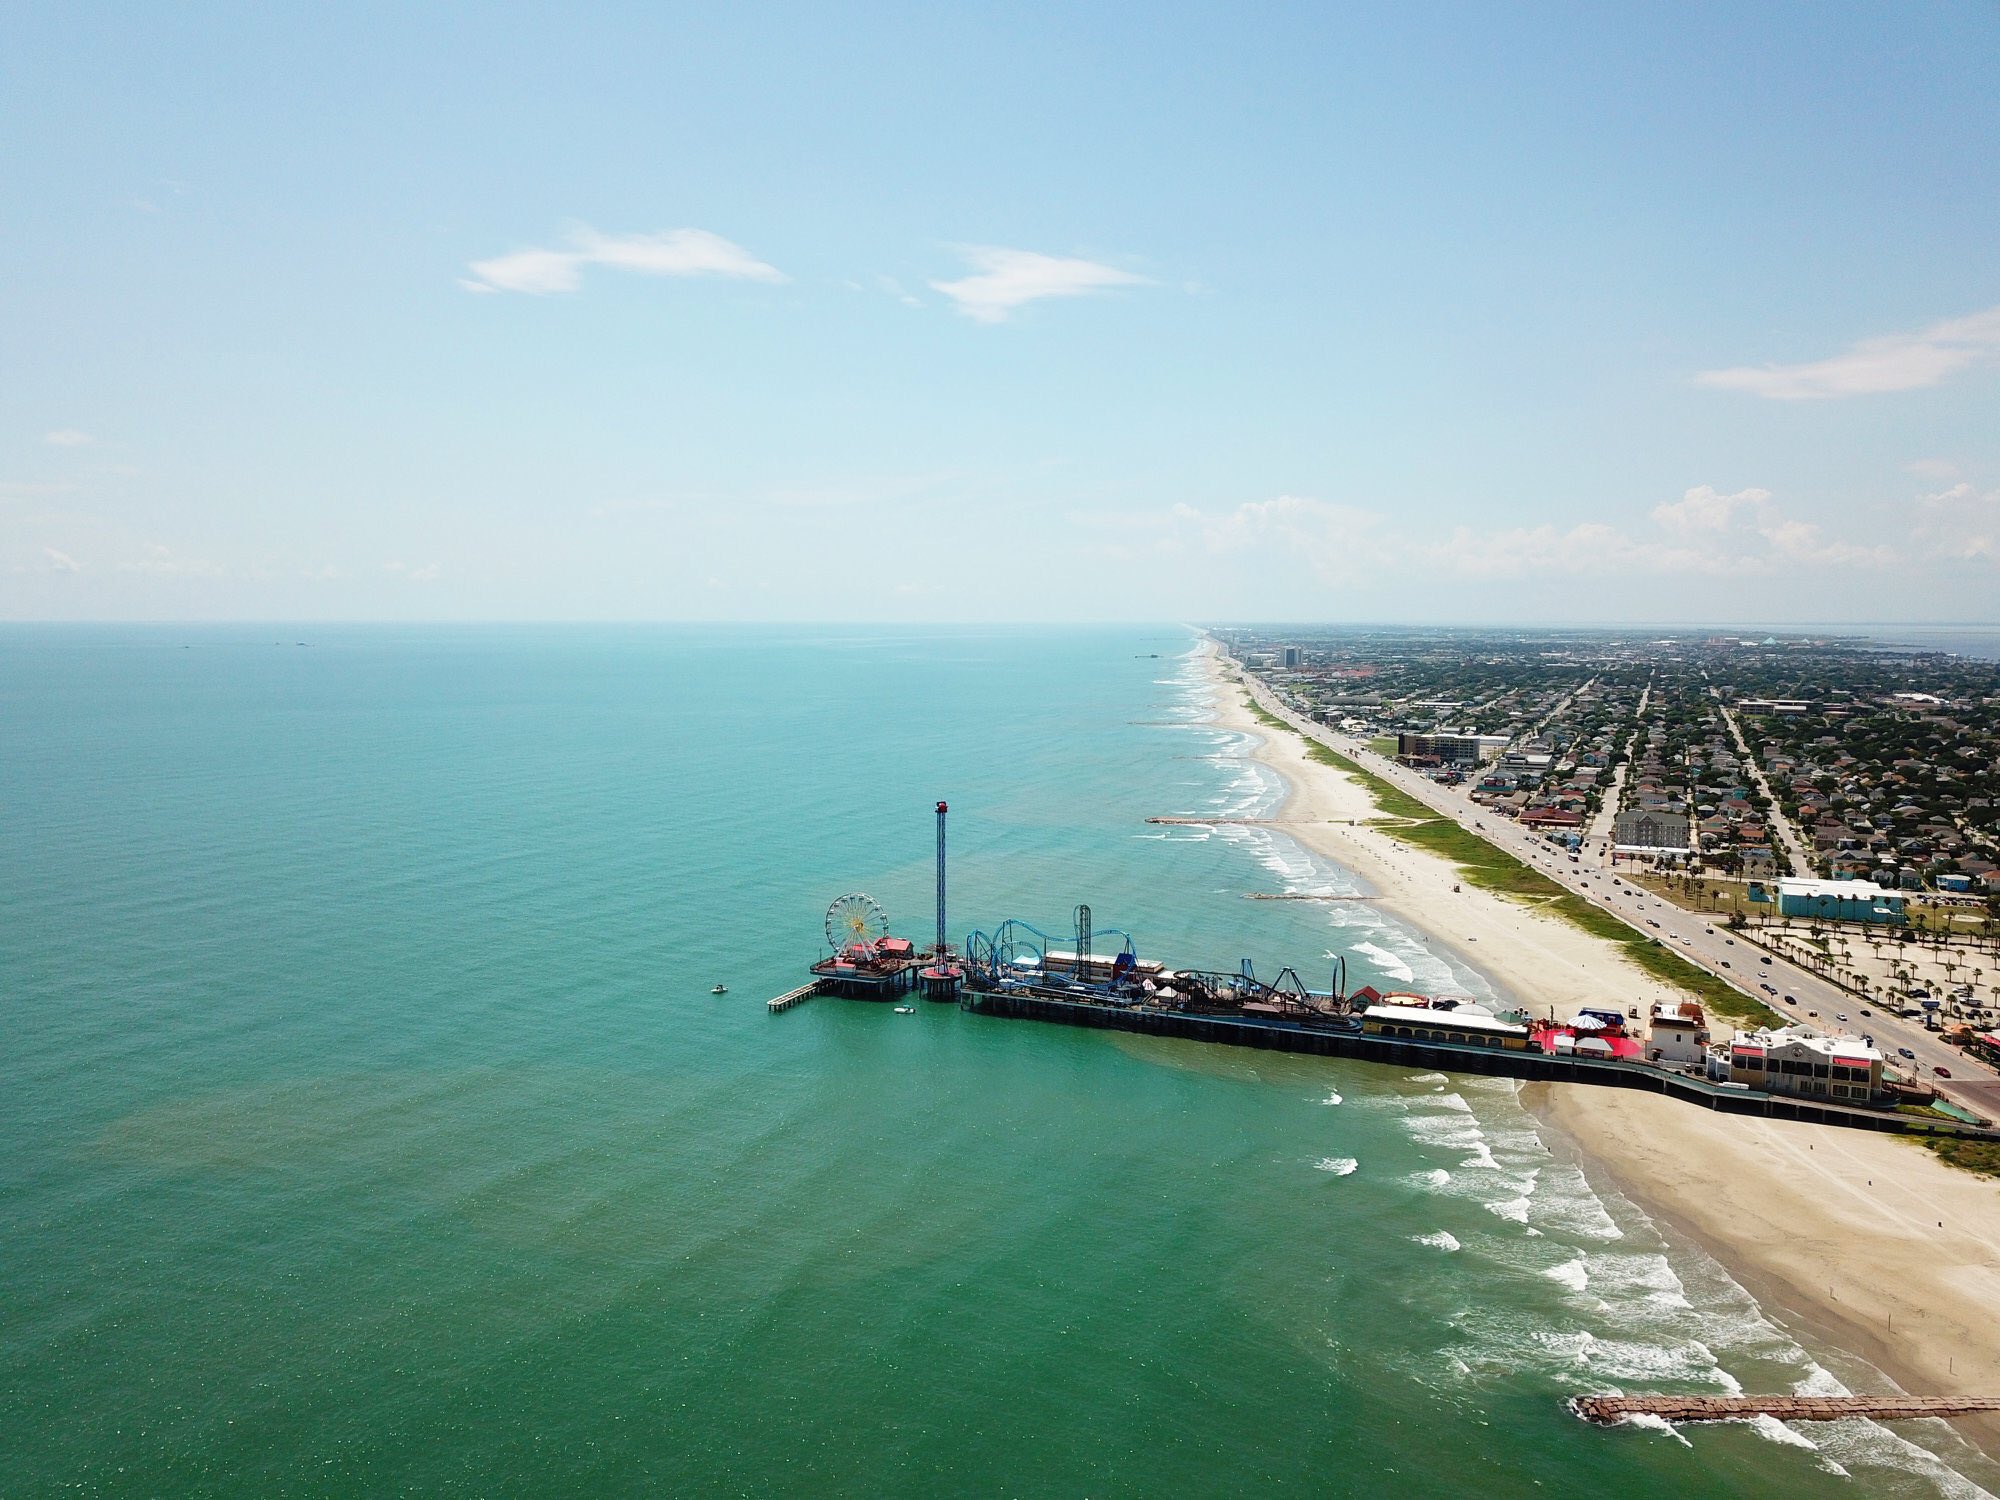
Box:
1181 646 1993 1498
1809 1417 1998 1498
1350 940 1415 983
1314 1157 1358 1176
1543 1329 1737 1390
1544 1255 1589 1293
1614 1412 1692 1447
1744 1414 1819 1451
1316 1089 1343 1106
1521 1162 1626 1240
1584 1251 1692 1315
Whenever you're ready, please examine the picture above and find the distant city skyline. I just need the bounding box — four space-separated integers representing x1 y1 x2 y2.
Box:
5 3 1997 622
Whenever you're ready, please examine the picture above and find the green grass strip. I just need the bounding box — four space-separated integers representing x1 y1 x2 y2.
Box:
1918 1135 2000 1179
1245 701 1783 1027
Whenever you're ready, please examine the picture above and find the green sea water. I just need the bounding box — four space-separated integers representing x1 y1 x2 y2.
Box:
3 623 1993 1497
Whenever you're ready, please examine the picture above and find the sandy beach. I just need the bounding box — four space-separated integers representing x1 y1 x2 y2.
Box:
1203 643 2000 1426
1203 645 1700 1026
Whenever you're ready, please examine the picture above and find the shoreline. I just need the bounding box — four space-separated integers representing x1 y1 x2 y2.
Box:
1200 643 1703 1027
1197 642 2000 1452
1529 1083 2000 1461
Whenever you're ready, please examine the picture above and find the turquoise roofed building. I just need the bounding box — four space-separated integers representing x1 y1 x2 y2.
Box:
1775 877 1908 924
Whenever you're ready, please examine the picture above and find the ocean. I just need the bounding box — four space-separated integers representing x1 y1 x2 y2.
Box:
2 623 1992 1497
1845 625 2000 662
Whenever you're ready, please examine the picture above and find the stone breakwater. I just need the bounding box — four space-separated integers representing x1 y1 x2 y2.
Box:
1573 1394 2000 1425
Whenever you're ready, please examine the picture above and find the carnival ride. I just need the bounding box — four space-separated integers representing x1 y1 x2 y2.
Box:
825 892 889 959
960 904 1351 1020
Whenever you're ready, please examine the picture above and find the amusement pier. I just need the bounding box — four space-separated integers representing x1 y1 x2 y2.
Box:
767 803 1999 1146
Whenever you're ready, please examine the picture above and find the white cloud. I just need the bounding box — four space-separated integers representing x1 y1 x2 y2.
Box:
1650 484 1769 535
1696 304 2000 399
1913 483 2000 562
1429 487 1895 577
928 246 1151 323
1201 494 1387 571
1756 517 1893 568
118 543 223 577
44 429 94 447
461 226 786 295
1193 483 1902 582
42 547 81 572
1426 520 1698 579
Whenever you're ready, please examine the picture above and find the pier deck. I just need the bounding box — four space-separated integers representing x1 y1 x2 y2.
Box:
767 982 823 1013
1574 1394 2000 1426
962 986 2000 1143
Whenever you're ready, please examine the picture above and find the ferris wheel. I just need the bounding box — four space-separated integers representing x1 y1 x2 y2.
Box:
825 892 889 955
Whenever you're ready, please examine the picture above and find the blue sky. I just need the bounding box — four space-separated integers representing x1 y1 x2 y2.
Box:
5 2 1997 622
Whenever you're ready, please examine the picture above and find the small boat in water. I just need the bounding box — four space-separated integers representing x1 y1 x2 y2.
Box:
893 1005 914 1014
711 984 728 994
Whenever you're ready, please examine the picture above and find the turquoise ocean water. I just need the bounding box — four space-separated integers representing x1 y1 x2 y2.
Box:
3 624 1994 1497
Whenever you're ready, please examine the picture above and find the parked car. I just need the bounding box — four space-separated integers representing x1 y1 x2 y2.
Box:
1837 1013 1848 1022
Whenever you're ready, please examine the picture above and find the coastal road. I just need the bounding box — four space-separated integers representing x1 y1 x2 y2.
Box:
1238 670 2000 1121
